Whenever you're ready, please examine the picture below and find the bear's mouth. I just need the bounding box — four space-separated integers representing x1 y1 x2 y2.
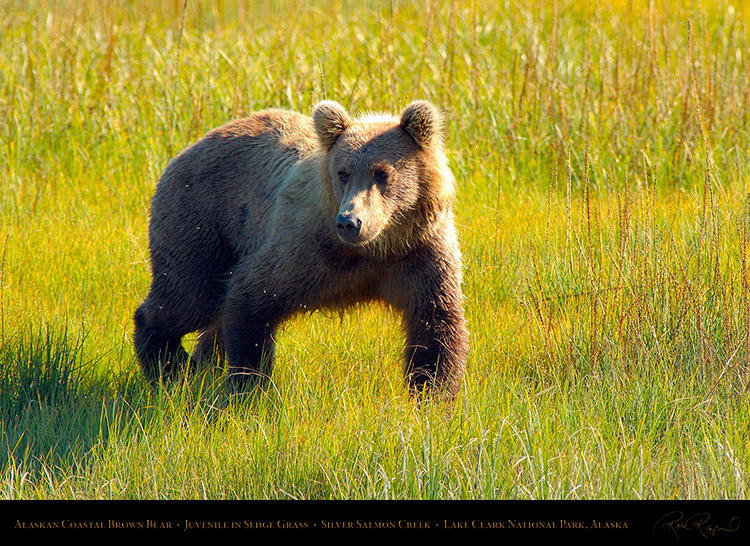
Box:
337 230 372 247
335 221 382 248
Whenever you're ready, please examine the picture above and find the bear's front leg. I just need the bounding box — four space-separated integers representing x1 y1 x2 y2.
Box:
395 254 469 400
404 303 468 400
222 282 284 390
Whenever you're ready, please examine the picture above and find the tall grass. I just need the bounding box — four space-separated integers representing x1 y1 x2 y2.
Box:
0 0 748 499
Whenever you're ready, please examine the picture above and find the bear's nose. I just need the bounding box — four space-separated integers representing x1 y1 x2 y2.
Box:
336 213 362 241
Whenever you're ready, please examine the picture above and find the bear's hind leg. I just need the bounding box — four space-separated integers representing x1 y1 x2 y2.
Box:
133 304 191 383
192 323 226 369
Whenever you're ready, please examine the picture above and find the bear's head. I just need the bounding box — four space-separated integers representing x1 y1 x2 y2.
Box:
313 100 455 256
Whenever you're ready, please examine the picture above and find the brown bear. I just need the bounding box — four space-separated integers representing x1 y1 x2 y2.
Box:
133 100 468 399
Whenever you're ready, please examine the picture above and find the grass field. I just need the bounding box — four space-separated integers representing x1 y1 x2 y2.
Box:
1 0 749 500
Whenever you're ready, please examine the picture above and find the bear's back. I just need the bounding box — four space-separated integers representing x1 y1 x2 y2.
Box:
150 109 320 254
157 109 316 195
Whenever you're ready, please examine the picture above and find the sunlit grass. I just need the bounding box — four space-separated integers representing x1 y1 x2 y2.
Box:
0 0 748 499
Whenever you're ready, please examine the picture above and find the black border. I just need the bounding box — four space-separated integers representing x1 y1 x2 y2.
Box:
2 500 748 540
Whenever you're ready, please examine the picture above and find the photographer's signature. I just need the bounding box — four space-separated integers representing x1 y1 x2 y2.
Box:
653 511 740 539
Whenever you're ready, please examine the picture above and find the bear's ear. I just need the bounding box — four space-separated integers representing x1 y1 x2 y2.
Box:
399 100 442 148
313 101 352 150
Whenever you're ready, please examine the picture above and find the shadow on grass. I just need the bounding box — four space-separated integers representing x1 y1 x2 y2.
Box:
0 325 118 476
0 324 278 491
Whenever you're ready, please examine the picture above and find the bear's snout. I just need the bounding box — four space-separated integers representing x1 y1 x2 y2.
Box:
336 212 362 243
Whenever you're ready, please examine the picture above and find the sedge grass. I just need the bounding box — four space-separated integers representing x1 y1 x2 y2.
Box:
0 0 748 499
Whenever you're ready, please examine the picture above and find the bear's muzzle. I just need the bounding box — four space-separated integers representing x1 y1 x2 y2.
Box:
336 212 363 243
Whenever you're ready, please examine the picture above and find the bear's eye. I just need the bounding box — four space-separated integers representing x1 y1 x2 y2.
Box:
373 168 389 184
337 170 350 185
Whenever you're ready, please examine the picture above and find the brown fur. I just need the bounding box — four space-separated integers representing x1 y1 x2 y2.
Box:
133 101 468 399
